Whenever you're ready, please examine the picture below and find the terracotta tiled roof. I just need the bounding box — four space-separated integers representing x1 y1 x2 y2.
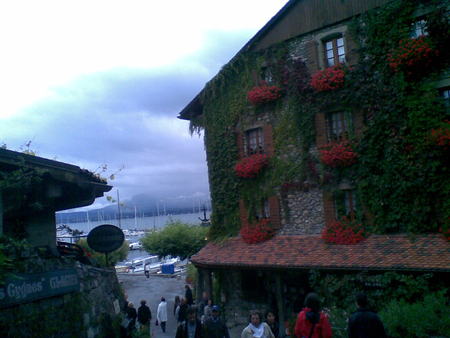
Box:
191 234 450 272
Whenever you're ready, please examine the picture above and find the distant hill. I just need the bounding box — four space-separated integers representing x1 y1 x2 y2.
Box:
56 193 211 224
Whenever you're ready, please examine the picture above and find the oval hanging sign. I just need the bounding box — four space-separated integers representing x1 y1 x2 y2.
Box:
87 224 125 253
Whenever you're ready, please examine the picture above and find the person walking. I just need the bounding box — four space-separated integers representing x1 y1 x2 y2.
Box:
176 306 204 338
157 296 168 333
202 299 213 324
241 310 275 338
178 297 189 324
125 302 137 338
137 300 152 334
294 292 332 338
174 295 181 316
185 284 194 305
265 311 280 338
203 305 230 338
348 293 387 338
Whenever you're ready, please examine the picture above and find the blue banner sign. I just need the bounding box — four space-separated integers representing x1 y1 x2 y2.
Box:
0 268 80 308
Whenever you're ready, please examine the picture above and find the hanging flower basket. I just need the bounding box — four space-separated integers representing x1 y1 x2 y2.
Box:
319 141 358 168
235 153 269 178
310 65 345 92
321 216 366 244
247 84 282 106
240 219 275 244
388 37 439 76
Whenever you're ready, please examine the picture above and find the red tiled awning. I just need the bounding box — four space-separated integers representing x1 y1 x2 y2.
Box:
191 234 450 272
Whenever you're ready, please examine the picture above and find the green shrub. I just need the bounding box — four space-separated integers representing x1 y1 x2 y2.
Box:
77 238 129 267
141 221 208 260
379 290 450 337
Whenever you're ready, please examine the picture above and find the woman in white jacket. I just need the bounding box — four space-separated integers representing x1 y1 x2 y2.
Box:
157 297 168 333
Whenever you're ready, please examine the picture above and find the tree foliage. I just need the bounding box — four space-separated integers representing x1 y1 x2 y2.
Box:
76 238 129 267
140 221 208 260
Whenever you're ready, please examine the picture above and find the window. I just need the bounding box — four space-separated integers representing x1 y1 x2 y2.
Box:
245 128 264 155
255 199 270 220
326 111 352 141
439 87 450 112
261 67 274 85
324 36 345 67
410 18 428 38
334 190 358 218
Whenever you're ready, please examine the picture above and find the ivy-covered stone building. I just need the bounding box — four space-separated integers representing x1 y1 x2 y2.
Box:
179 0 450 335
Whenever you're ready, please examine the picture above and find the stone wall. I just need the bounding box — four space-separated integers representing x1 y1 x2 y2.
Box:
279 187 325 235
0 255 126 338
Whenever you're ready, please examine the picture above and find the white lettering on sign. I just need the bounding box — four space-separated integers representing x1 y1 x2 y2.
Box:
6 281 43 300
49 274 78 289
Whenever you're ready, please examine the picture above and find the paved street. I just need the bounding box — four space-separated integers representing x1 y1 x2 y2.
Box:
118 273 185 338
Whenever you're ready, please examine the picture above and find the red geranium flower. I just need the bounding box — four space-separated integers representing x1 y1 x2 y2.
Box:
240 218 275 244
321 216 366 244
311 65 346 92
247 84 282 106
319 141 358 168
235 153 269 178
388 37 438 76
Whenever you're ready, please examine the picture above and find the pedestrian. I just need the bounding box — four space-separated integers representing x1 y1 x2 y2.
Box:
137 300 152 334
174 295 181 316
241 310 275 338
125 302 137 337
265 311 280 338
202 299 213 324
348 292 387 338
203 305 230 338
185 284 194 305
157 296 168 333
178 297 189 324
176 306 204 338
294 292 332 338
198 291 210 316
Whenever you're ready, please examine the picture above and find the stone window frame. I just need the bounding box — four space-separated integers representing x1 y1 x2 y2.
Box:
314 25 349 70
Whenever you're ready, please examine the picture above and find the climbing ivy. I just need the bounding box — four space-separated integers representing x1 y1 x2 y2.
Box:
192 0 449 239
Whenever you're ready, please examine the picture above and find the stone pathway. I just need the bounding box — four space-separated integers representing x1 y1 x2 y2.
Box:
118 273 185 338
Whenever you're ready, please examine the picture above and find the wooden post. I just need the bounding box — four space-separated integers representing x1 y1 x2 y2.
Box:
275 273 285 336
196 268 204 303
205 270 213 301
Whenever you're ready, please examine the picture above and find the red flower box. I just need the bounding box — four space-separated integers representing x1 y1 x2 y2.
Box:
235 153 269 178
240 219 275 244
388 37 438 75
247 84 282 105
321 216 366 244
319 141 358 168
310 66 345 92
430 121 450 147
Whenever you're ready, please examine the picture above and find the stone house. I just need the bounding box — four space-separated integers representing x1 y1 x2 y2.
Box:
179 0 450 332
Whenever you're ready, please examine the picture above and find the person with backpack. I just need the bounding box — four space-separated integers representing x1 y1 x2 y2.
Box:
137 300 152 334
294 292 332 338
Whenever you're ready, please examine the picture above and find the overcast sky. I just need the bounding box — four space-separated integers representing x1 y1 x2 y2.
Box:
0 0 288 211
